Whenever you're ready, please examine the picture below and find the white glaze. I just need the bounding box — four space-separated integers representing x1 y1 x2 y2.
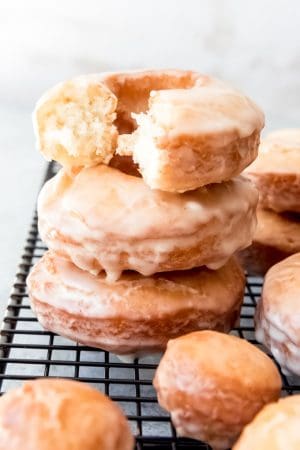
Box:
143 79 264 141
246 128 300 174
38 166 258 279
170 409 234 450
27 252 245 357
27 252 243 320
256 276 300 376
256 313 300 376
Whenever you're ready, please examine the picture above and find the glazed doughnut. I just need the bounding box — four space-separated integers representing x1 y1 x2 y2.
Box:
27 252 245 357
255 253 300 376
238 208 300 275
233 395 300 450
38 165 258 281
153 330 281 450
0 378 134 450
245 129 300 213
33 70 264 191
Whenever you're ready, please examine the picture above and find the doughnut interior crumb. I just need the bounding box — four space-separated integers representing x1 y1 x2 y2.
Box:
34 71 197 170
34 70 263 187
107 70 198 183
34 77 118 169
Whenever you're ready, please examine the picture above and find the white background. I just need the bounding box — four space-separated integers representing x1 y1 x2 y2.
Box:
0 0 299 316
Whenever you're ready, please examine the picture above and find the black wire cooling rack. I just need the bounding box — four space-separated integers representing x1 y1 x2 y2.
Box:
1 162 299 449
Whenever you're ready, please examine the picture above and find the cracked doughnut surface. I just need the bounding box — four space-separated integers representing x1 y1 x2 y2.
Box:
27 252 245 357
37 164 258 280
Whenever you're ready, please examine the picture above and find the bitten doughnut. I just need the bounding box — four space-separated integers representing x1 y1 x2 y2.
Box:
38 165 258 281
0 378 134 450
34 70 264 191
27 252 245 357
233 395 300 450
238 208 300 275
245 129 300 212
255 253 300 375
153 330 281 450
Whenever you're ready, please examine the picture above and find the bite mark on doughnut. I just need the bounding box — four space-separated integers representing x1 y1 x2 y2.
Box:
34 70 264 189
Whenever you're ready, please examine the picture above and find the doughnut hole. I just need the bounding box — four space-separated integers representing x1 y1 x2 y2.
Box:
109 154 140 177
103 70 198 134
154 331 281 450
34 77 118 169
104 70 199 184
104 70 199 181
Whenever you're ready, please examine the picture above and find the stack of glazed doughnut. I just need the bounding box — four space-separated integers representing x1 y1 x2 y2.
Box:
24 69 300 449
27 69 264 359
239 129 300 275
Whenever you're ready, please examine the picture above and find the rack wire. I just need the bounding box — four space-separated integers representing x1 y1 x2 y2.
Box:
1 161 299 449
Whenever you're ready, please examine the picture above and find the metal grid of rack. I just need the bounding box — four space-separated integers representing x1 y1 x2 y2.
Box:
1 162 299 449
